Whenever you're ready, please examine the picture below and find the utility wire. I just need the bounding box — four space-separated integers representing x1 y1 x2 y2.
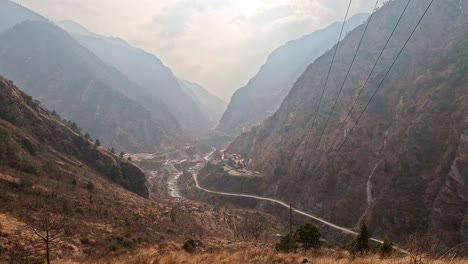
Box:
320 0 436 175
295 0 353 173
315 0 413 166
309 0 381 158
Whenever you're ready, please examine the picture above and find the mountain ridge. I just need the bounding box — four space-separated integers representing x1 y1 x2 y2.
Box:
58 20 224 135
222 0 468 248
0 20 181 152
216 13 370 139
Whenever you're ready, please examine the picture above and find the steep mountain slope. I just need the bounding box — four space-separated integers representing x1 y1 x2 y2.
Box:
217 13 369 138
0 20 180 152
224 0 468 247
0 77 284 262
0 0 46 33
177 78 227 128
58 20 219 135
0 76 148 197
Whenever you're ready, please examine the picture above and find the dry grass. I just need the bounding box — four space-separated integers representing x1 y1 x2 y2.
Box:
60 247 468 264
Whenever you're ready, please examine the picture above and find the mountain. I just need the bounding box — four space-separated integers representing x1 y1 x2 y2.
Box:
216 0 467 247
0 76 148 197
217 13 370 139
177 78 227 129
0 76 284 263
0 20 181 152
0 0 46 33
58 20 221 135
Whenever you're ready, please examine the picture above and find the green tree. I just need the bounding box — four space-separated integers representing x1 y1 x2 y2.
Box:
127 157 132 162
95 139 101 147
183 239 196 253
0 104 23 123
295 223 321 253
86 181 95 204
379 237 393 257
110 148 115 154
70 122 81 134
355 222 371 254
120 152 125 158
84 133 90 140
275 234 297 253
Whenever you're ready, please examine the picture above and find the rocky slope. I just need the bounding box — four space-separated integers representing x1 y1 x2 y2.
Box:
0 20 181 152
0 76 284 262
58 20 222 135
216 13 369 138
0 76 148 196
225 0 468 248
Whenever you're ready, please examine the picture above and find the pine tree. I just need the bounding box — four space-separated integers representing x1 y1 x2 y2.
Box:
295 223 321 253
355 222 371 254
95 139 101 147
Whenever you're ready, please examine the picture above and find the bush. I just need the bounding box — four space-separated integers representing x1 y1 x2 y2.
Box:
183 239 196 253
80 237 91 245
22 165 38 175
0 104 23 124
22 139 37 156
275 234 298 253
121 238 135 249
380 237 394 257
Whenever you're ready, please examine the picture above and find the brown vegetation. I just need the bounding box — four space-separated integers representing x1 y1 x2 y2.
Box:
59 247 468 264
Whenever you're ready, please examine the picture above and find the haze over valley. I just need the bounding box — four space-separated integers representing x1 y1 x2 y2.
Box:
0 0 467 263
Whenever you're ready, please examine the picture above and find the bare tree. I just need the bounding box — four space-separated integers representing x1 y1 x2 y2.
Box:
407 232 442 264
244 213 266 242
25 210 67 264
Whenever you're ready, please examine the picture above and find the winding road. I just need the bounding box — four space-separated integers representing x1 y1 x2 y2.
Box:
192 153 408 253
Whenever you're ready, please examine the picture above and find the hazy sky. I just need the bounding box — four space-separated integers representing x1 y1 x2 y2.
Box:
14 0 378 101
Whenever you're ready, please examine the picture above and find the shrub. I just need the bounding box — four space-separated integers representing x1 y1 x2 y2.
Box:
183 239 196 253
22 165 38 175
121 238 135 249
20 138 37 156
380 237 394 257
80 237 91 245
0 104 23 124
275 234 297 253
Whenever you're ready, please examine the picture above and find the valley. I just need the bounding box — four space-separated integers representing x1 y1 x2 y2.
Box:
1 0 468 262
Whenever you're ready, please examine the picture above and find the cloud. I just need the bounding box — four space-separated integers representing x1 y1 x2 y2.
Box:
14 0 374 101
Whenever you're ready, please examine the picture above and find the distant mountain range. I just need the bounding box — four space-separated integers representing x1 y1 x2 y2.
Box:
57 20 226 134
0 0 226 152
216 13 370 139
0 20 179 151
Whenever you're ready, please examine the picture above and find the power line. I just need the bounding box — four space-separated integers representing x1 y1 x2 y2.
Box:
295 0 353 173
309 0 381 159
315 0 413 166
320 0 435 176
